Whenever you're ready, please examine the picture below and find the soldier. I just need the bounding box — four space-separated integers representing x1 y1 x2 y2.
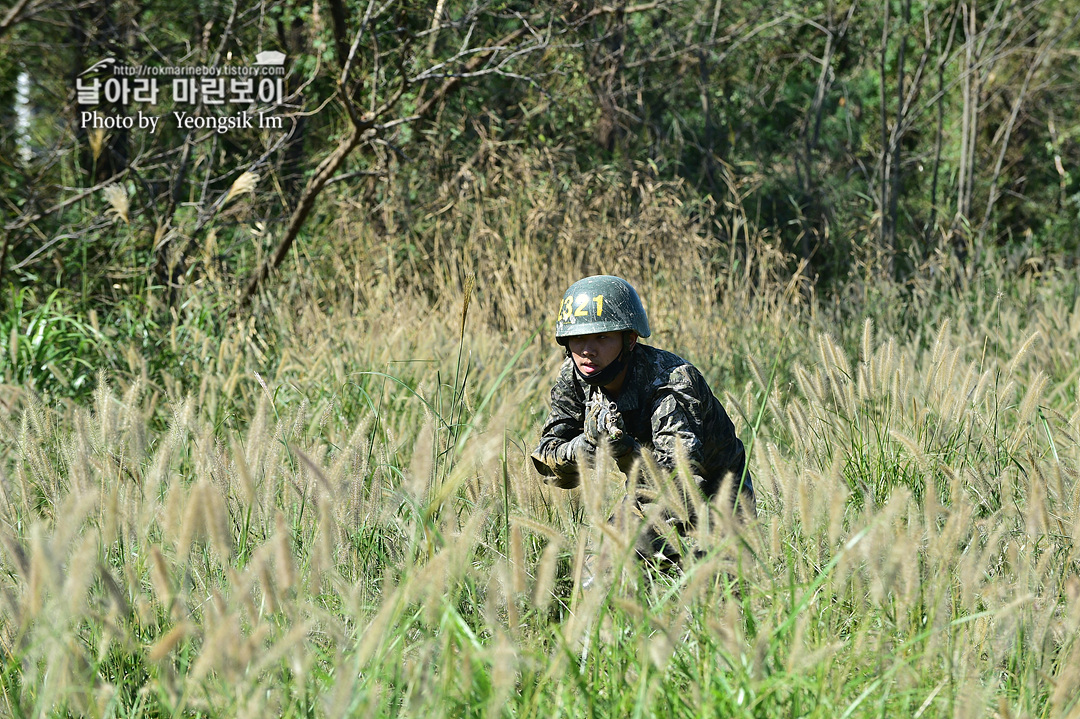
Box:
531 275 755 565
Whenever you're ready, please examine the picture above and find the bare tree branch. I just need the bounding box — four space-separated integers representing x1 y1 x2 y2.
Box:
237 115 367 309
236 11 560 308
0 0 35 36
981 7 1080 229
4 170 131 232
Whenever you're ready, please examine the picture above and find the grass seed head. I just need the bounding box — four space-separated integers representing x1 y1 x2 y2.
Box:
509 524 526 596
530 539 560 611
224 171 259 204
63 534 97 617
87 124 105 161
931 318 951 366
860 318 874 364
274 511 295 593
149 622 190 662
205 482 234 561
1017 371 1048 427
149 545 175 612
1006 330 1040 378
101 183 129 224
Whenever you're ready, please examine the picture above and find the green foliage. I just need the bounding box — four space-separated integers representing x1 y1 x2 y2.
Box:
0 288 103 397
4 0 1080 322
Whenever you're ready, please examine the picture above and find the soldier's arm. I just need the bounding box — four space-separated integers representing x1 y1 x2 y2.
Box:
648 364 751 503
531 363 592 489
648 364 747 495
649 365 708 473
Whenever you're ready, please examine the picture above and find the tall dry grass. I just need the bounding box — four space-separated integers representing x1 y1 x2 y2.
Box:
2 155 1080 716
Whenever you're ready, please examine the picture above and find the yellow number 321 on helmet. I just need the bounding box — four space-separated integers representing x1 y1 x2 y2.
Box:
554 275 651 345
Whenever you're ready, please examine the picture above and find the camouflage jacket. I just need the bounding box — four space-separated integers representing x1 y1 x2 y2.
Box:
531 344 752 499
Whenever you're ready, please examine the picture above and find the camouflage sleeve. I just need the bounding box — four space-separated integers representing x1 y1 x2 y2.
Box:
531 361 592 489
649 364 746 495
649 365 708 472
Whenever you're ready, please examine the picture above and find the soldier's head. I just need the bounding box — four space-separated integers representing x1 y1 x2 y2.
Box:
554 275 650 390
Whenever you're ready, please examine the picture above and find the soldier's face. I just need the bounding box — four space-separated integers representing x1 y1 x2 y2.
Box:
567 332 627 378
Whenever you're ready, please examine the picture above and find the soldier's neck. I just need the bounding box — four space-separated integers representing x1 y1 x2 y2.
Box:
601 366 630 396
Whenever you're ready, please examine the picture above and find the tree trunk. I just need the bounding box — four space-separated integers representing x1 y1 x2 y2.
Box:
879 0 892 263
886 0 911 274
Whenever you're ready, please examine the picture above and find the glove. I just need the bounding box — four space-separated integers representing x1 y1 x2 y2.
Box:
583 394 605 447
589 393 638 459
600 406 637 457
565 433 595 463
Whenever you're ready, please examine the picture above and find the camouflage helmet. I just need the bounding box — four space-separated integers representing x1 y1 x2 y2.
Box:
554 275 651 344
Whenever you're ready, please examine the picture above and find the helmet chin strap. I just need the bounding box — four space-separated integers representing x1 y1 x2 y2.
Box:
573 344 632 387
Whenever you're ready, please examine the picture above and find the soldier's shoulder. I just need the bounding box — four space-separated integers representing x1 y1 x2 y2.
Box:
635 345 711 390
636 344 694 375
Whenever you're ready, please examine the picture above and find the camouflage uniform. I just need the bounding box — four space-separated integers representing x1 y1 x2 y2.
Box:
531 344 754 536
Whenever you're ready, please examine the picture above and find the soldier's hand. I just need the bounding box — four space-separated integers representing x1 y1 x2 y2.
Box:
583 394 605 447
594 400 617 436
596 400 638 458
608 429 637 459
